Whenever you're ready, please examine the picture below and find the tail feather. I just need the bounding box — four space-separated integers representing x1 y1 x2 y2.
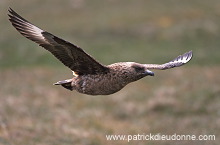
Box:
54 79 73 91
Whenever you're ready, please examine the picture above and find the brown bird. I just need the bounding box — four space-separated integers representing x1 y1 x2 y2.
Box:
8 8 193 95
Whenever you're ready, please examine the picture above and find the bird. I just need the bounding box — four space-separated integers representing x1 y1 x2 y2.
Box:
8 8 193 95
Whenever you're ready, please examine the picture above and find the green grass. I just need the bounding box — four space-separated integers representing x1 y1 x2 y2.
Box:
1 0 220 67
0 0 220 144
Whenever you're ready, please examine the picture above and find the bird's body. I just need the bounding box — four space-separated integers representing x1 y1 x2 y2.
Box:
72 68 123 95
8 8 193 95
72 63 127 95
61 62 154 95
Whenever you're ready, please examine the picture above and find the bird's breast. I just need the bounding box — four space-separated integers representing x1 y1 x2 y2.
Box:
73 73 128 95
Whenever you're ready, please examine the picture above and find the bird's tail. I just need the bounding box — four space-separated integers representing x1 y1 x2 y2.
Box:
53 79 73 91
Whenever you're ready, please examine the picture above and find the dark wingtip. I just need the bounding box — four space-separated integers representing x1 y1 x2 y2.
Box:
8 7 13 18
8 7 15 16
187 50 193 56
8 7 18 22
189 50 193 57
185 50 193 63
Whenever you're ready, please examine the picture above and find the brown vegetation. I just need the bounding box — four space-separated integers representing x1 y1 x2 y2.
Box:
0 67 219 145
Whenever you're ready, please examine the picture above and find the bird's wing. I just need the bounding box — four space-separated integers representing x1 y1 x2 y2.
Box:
8 8 109 75
144 51 193 70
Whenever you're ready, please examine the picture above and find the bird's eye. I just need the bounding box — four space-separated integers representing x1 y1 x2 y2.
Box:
133 65 144 72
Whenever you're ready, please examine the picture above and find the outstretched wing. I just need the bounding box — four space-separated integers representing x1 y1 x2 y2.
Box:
144 51 193 70
8 8 109 75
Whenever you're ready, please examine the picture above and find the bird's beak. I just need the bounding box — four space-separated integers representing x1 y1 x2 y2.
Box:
146 70 154 76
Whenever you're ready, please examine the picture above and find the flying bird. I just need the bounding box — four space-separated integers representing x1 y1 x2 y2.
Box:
8 8 193 95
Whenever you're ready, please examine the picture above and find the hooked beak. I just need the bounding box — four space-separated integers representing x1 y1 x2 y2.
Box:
146 70 154 76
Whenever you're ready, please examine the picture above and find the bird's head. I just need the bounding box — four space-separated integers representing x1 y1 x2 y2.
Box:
109 62 154 83
130 63 154 79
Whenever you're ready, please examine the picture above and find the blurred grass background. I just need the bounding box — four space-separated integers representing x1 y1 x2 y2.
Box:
0 0 220 144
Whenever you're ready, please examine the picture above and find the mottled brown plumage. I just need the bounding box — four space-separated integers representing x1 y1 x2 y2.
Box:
8 8 193 95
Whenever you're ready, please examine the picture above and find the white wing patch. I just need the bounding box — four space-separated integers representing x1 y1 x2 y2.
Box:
143 51 193 70
8 8 48 44
169 50 193 64
161 50 193 69
18 17 45 41
30 25 44 38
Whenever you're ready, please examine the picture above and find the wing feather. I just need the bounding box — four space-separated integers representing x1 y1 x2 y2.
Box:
8 8 109 75
144 51 193 70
